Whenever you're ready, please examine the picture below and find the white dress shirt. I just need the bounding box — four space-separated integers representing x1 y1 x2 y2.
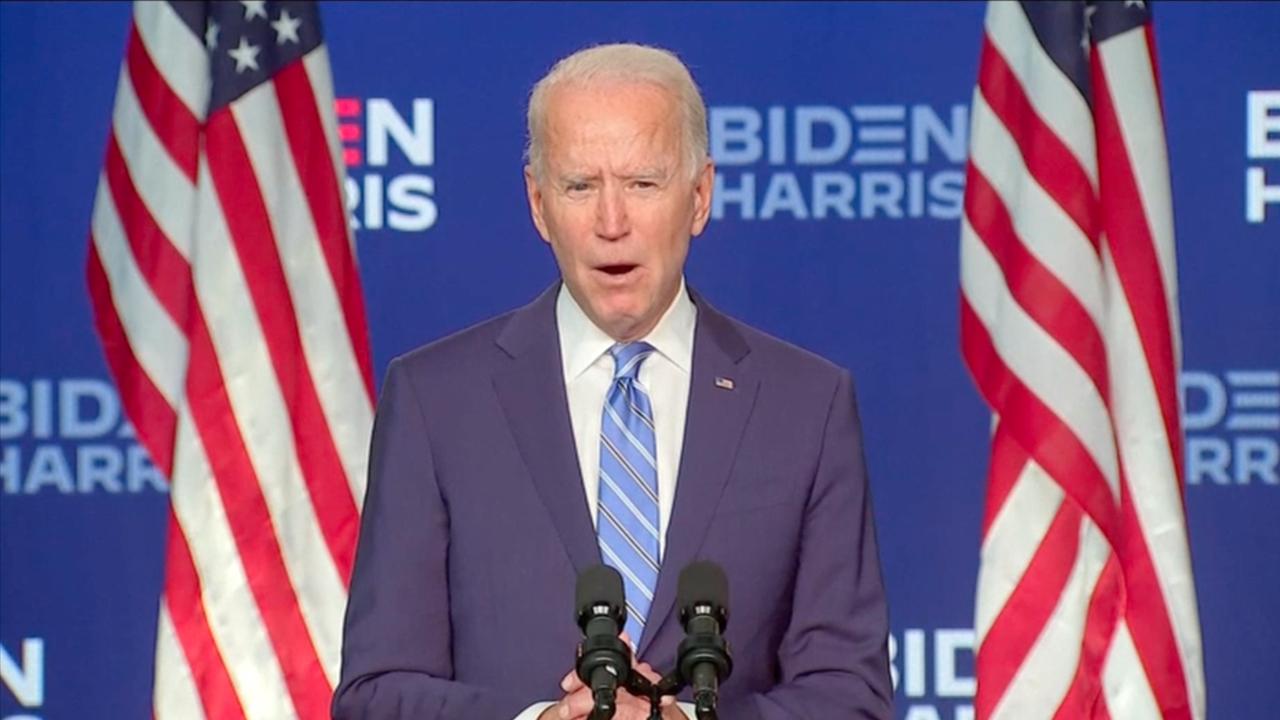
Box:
515 280 697 720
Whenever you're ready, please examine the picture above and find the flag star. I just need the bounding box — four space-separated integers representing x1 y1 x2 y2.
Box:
241 0 268 21
205 20 219 50
1081 4 1098 50
272 9 302 45
228 36 261 73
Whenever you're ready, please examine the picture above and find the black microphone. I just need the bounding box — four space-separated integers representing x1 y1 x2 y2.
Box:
676 561 733 720
575 565 632 720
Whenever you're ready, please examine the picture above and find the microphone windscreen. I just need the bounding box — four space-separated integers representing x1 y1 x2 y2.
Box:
677 561 729 614
576 564 626 622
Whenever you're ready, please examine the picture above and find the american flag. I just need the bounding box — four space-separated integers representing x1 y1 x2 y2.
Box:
86 2 372 717
961 1 1205 718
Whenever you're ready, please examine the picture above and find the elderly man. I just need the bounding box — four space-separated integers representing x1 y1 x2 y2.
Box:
332 43 893 720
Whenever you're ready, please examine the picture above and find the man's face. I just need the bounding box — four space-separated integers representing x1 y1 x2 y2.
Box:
525 80 714 342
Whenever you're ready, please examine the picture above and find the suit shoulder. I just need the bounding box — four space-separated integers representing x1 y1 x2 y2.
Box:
726 316 849 385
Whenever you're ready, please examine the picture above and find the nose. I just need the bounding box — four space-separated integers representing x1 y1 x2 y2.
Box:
593 182 630 240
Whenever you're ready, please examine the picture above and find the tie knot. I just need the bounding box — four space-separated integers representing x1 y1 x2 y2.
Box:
609 342 654 382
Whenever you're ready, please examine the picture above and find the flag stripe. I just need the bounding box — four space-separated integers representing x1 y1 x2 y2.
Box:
960 298 1118 539
984 2 1096 185
961 222 1119 505
976 500 1080 718
103 134 193 325
979 422 1028 538
965 3 1204 718
1092 48 1184 488
964 165 1108 399
125 24 199 182
155 604 211 720
91 4 368 716
189 148 349 688
1052 556 1123 719
274 58 376 404
182 311 331 717
204 107 360 580
229 78 374 517
969 93 1105 332
131 1 209 121
85 244 177 474
976 455 1061 643
977 34 1097 247
161 512 247 720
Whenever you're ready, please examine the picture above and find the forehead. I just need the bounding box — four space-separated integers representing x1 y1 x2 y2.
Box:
541 80 682 167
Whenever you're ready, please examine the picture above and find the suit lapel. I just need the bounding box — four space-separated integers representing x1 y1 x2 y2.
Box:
638 293 758 658
492 285 601 576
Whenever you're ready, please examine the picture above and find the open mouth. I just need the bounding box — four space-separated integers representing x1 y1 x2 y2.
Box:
598 264 638 276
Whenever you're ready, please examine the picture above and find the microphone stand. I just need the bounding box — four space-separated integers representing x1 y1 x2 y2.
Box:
627 669 719 720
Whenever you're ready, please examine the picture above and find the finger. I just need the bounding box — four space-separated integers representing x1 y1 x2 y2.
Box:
556 686 595 719
561 669 583 693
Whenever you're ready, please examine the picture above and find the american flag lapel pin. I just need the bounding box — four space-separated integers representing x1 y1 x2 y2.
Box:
714 376 735 390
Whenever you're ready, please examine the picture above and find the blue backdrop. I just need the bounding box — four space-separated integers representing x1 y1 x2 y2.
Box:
1 2 1276 718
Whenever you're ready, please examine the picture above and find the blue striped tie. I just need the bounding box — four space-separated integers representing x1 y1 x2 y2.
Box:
597 342 661 646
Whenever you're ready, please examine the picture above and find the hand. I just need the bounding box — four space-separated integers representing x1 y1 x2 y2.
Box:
541 633 680 720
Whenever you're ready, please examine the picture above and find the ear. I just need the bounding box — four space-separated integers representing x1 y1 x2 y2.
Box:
524 165 552 243
689 158 715 237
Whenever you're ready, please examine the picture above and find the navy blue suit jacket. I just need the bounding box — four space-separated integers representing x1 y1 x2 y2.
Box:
333 286 893 719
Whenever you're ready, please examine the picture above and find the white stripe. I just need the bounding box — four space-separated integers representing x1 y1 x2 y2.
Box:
599 542 655 602
230 79 373 511
1102 251 1206 718
600 470 660 539
154 604 207 720
969 92 1106 332
132 0 209 122
1102 621 1164 719
984 1 1098 188
110 66 196 260
90 179 187 408
962 218 1119 498
604 402 658 469
301 47 355 251
989 516 1110 720
169 406 295 719
976 452 1063 645
191 159 347 688
1097 31 1182 365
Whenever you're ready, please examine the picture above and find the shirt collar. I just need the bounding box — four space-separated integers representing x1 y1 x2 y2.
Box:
557 278 696 382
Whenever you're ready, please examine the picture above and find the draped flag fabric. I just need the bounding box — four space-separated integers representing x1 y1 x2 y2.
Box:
86 2 372 717
960 1 1205 718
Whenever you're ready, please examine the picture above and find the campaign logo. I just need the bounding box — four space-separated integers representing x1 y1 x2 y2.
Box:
0 637 42 720
0 378 166 496
1246 90 1279 224
334 96 438 233
1182 369 1279 486
708 103 968 222
890 627 975 720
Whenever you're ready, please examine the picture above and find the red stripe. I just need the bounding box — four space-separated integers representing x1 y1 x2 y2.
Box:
274 60 376 403
976 500 1082 719
977 34 1099 250
162 511 247 720
964 163 1109 401
203 107 359 581
960 298 1118 541
980 422 1030 538
1118 487 1193 718
86 243 177 475
183 308 332 717
1052 555 1123 719
1090 47 1184 488
103 132 194 328
125 24 199 183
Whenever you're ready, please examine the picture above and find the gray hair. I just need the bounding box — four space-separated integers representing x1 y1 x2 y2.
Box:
525 43 709 181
